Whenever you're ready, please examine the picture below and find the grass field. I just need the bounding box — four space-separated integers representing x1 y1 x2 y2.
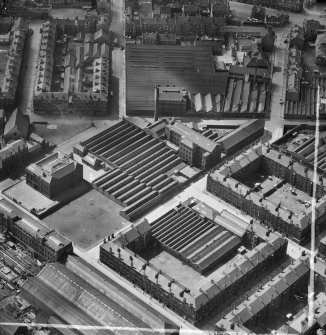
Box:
44 189 130 250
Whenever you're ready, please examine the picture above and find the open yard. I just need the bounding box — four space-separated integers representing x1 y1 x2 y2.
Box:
149 251 203 289
44 189 130 250
33 123 92 146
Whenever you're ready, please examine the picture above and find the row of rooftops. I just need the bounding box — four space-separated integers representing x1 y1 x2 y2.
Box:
34 21 56 95
216 119 265 152
288 292 326 335
0 26 27 99
139 15 226 27
210 144 326 229
34 21 110 101
34 91 109 102
0 139 27 168
0 196 70 251
216 255 310 333
102 218 286 309
287 46 302 97
167 121 219 153
148 1 229 15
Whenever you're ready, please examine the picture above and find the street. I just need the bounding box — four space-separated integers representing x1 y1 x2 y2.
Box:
110 0 126 118
17 21 42 116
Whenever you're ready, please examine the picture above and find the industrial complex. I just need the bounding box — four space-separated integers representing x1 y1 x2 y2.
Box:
0 0 326 334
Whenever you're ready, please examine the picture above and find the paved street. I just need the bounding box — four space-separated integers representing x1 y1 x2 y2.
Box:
110 0 126 118
17 21 42 115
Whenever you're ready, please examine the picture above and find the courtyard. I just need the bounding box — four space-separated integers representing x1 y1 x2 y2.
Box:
44 189 130 250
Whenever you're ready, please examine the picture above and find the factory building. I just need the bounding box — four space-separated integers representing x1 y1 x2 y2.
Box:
165 121 222 169
74 117 200 221
216 119 265 155
155 86 188 117
0 21 27 112
25 151 83 199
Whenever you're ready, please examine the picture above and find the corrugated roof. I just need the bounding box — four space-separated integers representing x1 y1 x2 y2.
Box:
126 44 228 114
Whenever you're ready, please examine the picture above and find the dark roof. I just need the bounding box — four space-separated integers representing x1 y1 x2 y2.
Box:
229 65 270 78
217 119 265 151
126 44 228 114
4 109 29 139
22 277 106 335
65 255 179 331
23 263 157 335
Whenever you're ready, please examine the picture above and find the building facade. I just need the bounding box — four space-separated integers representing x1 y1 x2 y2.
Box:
100 217 287 324
26 151 83 199
207 145 326 243
0 197 72 262
155 86 188 118
216 255 310 334
0 140 28 178
239 0 302 12
165 121 222 169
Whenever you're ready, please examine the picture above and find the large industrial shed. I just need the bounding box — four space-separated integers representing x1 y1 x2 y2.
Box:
21 262 172 335
126 44 228 116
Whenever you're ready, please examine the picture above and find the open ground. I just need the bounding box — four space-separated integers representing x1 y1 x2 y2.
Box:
43 189 130 250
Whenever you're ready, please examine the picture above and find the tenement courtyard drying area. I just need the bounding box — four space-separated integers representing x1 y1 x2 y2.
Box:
44 189 130 250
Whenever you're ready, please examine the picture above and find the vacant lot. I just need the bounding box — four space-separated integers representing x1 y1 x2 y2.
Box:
34 123 92 146
44 189 130 250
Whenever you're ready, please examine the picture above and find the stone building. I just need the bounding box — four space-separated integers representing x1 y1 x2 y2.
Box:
165 121 222 169
25 151 83 199
207 144 326 243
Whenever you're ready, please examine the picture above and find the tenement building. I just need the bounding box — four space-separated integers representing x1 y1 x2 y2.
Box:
33 19 110 115
0 20 27 112
0 197 72 261
239 0 303 12
26 151 83 199
215 255 310 334
165 121 222 169
0 139 28 178
100 198 288 324
207 144 326 243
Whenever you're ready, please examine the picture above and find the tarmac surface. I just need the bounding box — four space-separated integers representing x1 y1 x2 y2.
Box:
44 189 130 251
